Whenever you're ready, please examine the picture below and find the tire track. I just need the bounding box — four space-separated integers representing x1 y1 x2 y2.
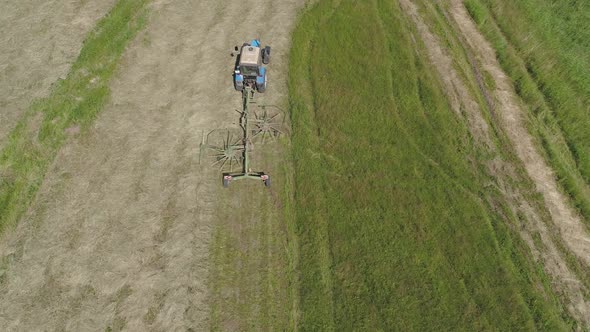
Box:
398 0 590 324
447 0 590 269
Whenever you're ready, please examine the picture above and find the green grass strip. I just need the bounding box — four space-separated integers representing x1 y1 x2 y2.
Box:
0 0 150 232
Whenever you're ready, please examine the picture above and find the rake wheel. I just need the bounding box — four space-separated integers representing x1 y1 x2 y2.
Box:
252 109 283 143
209 131 244 172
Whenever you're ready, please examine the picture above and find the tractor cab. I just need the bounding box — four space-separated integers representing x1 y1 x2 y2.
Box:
234 39 271 93
239 46 262 75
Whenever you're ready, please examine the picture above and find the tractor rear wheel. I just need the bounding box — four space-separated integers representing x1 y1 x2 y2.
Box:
264 176 271 188
223 177 230 188
234 79 243 91
257 75 267 93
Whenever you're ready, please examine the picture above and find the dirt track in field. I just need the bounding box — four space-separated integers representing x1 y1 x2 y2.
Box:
399 0 590 324
447 0 590 268
0 0 117 148
0 0 303 330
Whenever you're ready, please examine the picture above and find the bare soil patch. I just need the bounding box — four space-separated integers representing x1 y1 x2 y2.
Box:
0 0 117 148
0 0 302 330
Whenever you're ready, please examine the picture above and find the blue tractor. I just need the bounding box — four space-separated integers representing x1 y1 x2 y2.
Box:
233 39 271 93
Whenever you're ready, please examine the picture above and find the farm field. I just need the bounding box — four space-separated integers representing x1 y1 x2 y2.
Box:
464 0 590 222
289 0 589 329
0 0 303 330
0 0 117 148
0 0 590 330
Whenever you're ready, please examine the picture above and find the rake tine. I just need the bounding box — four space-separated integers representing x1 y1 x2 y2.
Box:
219 157 229 170
233 156 241 166
212 157 225 166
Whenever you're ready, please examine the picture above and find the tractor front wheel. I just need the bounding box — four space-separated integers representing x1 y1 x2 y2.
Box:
262 46 271 64
257 75 267 93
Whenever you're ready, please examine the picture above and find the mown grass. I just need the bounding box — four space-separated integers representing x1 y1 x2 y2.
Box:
209 143 297 331
289 0 571 330
463 0 590 224
0 0 149 232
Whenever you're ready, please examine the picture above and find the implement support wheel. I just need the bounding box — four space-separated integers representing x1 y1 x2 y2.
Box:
264 176 271 188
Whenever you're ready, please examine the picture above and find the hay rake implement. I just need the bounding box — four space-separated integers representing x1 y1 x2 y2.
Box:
200 87 283 188
200 39 283 188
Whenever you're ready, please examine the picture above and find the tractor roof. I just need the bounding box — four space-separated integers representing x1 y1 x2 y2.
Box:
239 46 261 66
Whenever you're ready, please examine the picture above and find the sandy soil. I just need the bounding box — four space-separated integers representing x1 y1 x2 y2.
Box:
399 0 590 324
0 0 303 330
0 0 117 148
